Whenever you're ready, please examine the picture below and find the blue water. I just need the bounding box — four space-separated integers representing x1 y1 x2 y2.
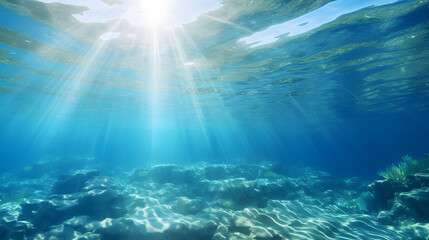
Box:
0 0 428 178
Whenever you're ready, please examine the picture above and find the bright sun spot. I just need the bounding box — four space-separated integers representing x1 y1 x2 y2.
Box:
139 0 169 28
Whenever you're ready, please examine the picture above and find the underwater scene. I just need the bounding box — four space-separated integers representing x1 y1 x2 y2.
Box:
0 0 429 239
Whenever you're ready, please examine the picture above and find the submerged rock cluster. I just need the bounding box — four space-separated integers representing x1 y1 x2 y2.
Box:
365 155 429 226
0 161 428 239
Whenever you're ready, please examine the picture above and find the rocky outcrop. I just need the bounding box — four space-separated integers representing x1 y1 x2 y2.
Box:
1 162 427 239
51 169 99 194
400 187 429 221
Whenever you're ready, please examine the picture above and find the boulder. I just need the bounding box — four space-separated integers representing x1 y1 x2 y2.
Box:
95 217 143 240
321 190 336 204
400 187 429 221
95 215 217 240
205 166 228 180
52 169 99 194
172 197 205 215
412 173 429 187
29 197 79 231
0 225 8 239
78 188 128 220
203 178 260 206
33 225 100 240
358 192 377 212
368 179 395 210
377 211 394 225
19 199 43 221
62 215 94 234
257 179 288 200
149 165 196 184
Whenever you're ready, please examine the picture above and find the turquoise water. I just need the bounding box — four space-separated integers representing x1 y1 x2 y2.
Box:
0 0 429 239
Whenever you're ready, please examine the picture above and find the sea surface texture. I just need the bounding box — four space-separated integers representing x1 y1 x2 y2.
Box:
0 0 429 239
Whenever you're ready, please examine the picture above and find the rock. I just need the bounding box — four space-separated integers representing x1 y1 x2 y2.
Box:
368 179 396 210
358 192 377 211
127 196 161 213
376 200 417 226
6 229 25 240
52 169 99 194
33 225 100 240
400 187 429 221
377 211 393 225
172 197 205 215
0 209 18 228
167 218 217 240
205 166 228 180
213 225 228 240
75 232 101 240
282 178 301 193
411 173 429 187
0 202 38 239
257 178 288 200
62 216 94 234
95 214 217 240
95 217 142 240
19 199 43 221
33 225 73 239
383 202 407 224
29 196 80 231
83 176 118 191
286 191 301 200
21 184 128 232
321 190 336 204
249 226 281 240
0 225 9 239
78 188 128 220
151 183 184 203
322 190 336 198
204 178 260 207
0 220 37 240
149 165 196 184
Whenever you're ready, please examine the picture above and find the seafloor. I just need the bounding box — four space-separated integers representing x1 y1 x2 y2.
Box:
1 157 428 240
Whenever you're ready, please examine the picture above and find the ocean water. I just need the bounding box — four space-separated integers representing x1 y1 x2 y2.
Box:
0 0 429 239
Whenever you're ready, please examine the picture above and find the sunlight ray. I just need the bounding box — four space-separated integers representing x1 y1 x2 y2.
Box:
202 14 253 33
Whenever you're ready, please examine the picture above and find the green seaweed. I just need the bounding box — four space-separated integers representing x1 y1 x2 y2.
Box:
378 155 420 183
263 171 277 178
222 200 234 208
137 170 148 177
23 165 32 172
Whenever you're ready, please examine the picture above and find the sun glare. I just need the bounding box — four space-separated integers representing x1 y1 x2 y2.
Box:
139 0 169 28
